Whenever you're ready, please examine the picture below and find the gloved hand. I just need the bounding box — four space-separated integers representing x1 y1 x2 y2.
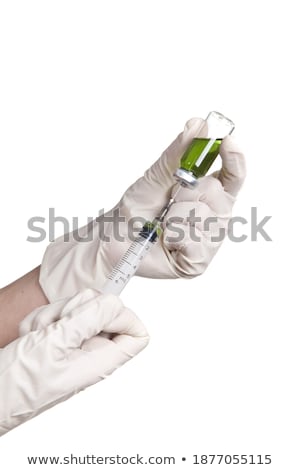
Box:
0 288 149 436
39 118 246 302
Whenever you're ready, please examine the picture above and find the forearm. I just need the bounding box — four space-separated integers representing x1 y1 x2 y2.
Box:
0 266 49 347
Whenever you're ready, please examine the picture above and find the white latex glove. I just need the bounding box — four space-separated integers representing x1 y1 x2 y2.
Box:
0 288 149 436
39 118 246 302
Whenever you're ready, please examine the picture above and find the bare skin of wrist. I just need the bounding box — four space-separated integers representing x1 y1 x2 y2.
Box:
0 266 49 348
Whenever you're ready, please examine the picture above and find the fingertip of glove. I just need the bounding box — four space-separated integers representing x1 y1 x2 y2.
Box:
182 117 208 142
220 135 244 157
120 307 150 340
184 117 204 131
218 136 246 196
220 135 246 177
138 333 150 351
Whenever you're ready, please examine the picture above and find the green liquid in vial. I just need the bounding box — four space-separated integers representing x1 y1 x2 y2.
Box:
180 137 222 178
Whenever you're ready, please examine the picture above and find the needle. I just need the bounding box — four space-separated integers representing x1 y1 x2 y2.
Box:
157 185 182 222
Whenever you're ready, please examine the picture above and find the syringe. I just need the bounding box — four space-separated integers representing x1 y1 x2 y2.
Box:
101 190 180 295
101 111 235 296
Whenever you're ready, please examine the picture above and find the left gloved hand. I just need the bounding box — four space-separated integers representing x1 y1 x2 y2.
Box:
39 118 246 302
0 288 149 436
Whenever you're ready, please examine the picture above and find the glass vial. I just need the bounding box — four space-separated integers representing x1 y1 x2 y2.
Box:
174 111 235 187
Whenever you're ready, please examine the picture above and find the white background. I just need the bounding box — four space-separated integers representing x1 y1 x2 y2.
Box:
0 0 299 468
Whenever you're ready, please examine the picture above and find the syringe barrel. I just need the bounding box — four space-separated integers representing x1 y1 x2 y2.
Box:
101 222 160 296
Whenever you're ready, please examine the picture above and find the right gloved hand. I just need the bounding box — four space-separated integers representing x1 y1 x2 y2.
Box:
0 288 149 436
39 118 246 302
